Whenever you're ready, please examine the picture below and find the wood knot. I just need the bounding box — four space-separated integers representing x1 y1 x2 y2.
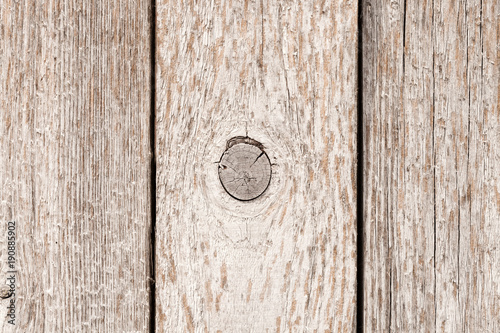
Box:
218 137 271 201
0 285 12 299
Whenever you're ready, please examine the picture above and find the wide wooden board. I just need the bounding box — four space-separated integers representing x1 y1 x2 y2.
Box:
0 1 152 331
363 0 500 331
155 0 359 331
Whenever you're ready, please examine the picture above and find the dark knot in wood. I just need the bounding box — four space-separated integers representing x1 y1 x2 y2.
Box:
0 285 13 299
218 137 271 201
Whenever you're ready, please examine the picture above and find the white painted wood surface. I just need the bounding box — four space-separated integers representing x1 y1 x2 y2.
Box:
3 0 497 331
0 1 152 331
363 0 500 331
155 0 359 331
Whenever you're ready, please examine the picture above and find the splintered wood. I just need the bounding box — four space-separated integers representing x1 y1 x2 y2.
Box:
363 0 500 331
155 0 359 331
0 1 152 331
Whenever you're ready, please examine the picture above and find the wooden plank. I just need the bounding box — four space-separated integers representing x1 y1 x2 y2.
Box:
155 0 358 331
361 1 407 330
363 0 500 331
458 1 500 329
0 1 152 331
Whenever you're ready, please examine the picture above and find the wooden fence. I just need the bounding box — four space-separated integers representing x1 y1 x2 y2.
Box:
0 0 498 331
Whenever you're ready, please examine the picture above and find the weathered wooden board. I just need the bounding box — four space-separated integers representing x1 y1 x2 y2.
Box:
363 0 500 331
155 0 358 331
0 1 152 331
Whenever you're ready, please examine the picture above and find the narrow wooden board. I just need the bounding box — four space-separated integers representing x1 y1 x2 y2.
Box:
155 0 358 331
363 0 500 330
0 1 152 331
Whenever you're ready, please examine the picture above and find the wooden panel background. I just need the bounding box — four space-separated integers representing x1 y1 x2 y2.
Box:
0 1 152 332
1 0 498 331
155 0 358 331
363 0 500 331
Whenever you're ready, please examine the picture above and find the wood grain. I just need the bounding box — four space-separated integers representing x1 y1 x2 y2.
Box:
0 1 152 331
363 0 500 331
155 0 358 331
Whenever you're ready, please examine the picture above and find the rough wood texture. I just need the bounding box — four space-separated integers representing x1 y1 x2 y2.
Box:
0 1 152 331
363 0 500 331
155 0 358 331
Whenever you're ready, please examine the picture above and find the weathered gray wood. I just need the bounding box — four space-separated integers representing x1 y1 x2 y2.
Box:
155 0 358 331
363 0 500 331
0 1 152 331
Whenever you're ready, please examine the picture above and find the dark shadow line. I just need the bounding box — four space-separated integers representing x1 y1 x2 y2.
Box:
356 1 364 332
149 0 157 331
